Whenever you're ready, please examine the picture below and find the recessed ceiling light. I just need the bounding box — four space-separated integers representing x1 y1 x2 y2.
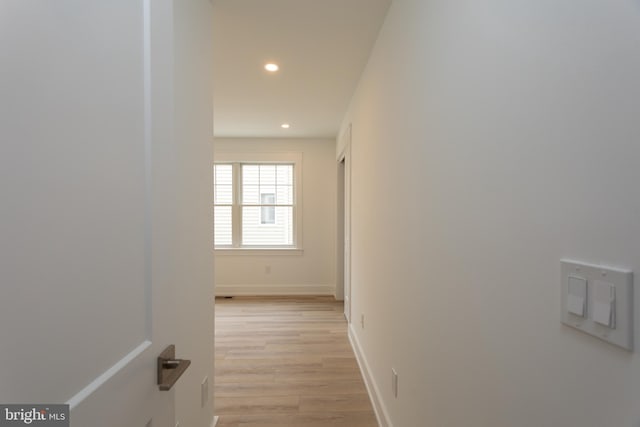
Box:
264 63 279 72
281 123 290 129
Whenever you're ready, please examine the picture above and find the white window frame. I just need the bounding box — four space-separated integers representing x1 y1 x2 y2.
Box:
214 152 303 255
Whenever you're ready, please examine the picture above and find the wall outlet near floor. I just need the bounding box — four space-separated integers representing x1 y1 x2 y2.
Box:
201 376 209 408
392 368 398 398
361 314 365 329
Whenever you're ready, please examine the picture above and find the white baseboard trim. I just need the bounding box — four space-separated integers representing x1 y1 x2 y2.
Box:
210 415 219 427
348 324 393 427
215 284 335 296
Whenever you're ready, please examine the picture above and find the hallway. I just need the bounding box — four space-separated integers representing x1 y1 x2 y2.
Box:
215 297 377 427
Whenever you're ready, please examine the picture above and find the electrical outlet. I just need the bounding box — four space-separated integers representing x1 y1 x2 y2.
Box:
392 368 398 398
201 376 209 408
175 423 180 427
361 314 365 329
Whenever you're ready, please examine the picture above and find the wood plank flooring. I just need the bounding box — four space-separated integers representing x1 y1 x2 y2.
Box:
215 296 378 427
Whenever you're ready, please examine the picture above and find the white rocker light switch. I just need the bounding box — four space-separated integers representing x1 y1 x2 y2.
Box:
593 280 616 329
567 276 587 317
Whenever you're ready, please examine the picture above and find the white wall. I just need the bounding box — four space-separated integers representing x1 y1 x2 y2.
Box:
340 1 640 427
215 138 338 296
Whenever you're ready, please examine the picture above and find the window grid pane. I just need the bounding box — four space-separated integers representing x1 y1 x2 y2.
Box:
241 164 294 246
242 164 293 206
214 162 296 248
260 193 276 225
242 206 293 246
214 164 233 246
214 164 233 204
214 206 232 246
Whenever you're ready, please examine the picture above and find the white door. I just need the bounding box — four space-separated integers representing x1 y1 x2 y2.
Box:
0 2 208 426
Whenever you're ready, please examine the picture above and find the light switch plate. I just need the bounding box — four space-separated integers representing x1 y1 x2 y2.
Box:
561 260 634 351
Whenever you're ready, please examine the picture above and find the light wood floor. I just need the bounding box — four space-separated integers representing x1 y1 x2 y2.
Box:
215 296 378 427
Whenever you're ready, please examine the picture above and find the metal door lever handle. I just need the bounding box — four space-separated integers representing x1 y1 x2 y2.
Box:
157 345 191 391
162 360 182 368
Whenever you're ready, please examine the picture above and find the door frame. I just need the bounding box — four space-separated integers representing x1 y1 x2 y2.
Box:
337 124 352 323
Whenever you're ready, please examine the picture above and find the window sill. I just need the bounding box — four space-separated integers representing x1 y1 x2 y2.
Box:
215 248 304 256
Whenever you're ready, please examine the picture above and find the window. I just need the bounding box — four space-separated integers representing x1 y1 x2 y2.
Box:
213 153 302 251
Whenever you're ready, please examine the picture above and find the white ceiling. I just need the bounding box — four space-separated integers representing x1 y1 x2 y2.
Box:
212 0 391 139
